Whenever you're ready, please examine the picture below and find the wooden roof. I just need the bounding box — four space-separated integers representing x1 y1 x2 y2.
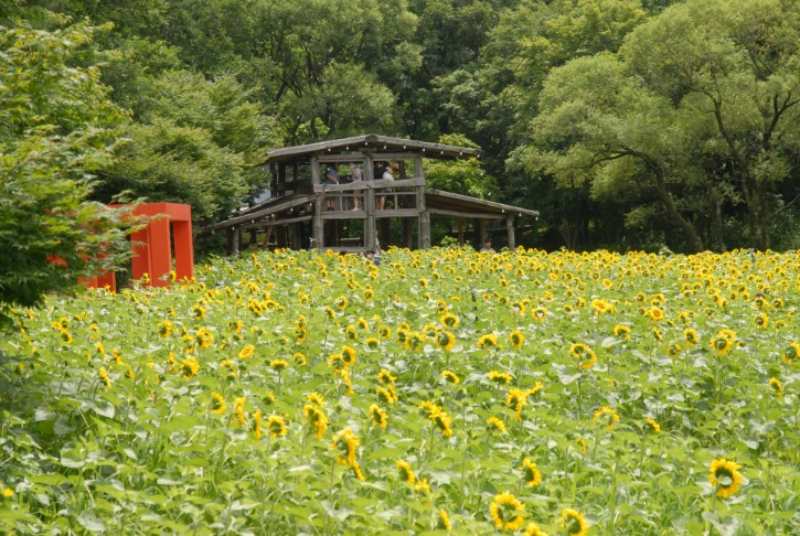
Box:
206 189 538 232
266 134 480 162
426 189 540 218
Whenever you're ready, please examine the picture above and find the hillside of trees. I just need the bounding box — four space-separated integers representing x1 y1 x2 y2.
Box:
4 0 800 265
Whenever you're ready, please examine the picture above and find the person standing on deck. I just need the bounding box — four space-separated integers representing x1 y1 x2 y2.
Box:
378 162 396 209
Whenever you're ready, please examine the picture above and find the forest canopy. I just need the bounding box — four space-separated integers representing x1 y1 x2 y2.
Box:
3 0 800 255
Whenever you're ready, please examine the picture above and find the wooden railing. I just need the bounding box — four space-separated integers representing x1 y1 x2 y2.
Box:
314 177 424 215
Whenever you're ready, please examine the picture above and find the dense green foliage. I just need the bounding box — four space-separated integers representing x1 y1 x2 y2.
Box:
4 0 800 253
2 248 799 532
0 22 132 314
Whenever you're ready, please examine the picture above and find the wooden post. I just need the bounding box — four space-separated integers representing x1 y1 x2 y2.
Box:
506 214 516 249
402 218 413 248
477 219 488 249
364 156 377 251
230 226 240 256
311 156 323 249
415 155 431 249
457 219 465 245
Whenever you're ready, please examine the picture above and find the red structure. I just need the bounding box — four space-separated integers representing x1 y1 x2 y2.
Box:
130 203 194 287
81 202 194 291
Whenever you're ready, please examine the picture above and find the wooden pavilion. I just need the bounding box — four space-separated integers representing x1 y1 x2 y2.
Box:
207 134 538 253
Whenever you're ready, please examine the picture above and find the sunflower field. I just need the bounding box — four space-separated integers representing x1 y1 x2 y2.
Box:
1 248 799 534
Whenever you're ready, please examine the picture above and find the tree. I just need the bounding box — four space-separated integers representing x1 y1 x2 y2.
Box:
620 0 800 249
423 134 498 198
0 22 131 314
524 0 800 251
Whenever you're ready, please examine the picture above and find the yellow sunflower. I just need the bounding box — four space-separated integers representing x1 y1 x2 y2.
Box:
441 370 461 384
486 416 507 433
768 377 783 398
524 522 548 536
510 330 526 349
708 458 743 498
489 492 525 532
437 509 452 531
368 404 388 430
560 508 589 536
303 404 328 439
238 344 255 360
683 328 699 345
396 459 416 485
477 333 499 350
210 392 226 415
522 458 542 487
437 331 456 352
267 415 288 438
592 405 620 430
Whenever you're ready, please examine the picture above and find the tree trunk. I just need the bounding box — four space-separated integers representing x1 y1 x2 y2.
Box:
653 174 704 252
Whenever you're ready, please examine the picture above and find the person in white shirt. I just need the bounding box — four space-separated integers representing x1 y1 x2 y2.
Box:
379 162 396 209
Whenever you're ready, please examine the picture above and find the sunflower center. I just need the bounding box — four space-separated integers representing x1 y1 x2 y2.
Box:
715 468 733 487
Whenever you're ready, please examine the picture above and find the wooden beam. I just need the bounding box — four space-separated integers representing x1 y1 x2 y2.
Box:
312 197 323 249
365 155 377 251
426 188 539 217
317 152 366 163
429 208 503 220
310 155 321 186
322 210 367 220
242 215 312 230
375 209 419 219
207 195 312 230
229 226 240 256
416 155 430 249
506 214 516 249
313 176 424 193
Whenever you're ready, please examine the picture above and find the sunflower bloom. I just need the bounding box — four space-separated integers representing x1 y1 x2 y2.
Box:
489 492 525 532
477 333 499 350
506 388 530 420
332 427 361 470
437 331 456 352
592 405 620 430
233 396 247 427
782 342 800 365
368 404 389 430
98 367 112 388
569 343 597 370
270 359 289 371
709 329 736 357
303 404 328 439
238 344 255 359
522 458 542 487
487 370 513 384
396 459 416 485
210 392 226 415
252 409 263 440
560 508 589 536
768 377 783 398
180 357 200 378
644 417 661 433
709 458 743 498
437 509 452 531
612 324 631 340
486 416 507 433
510 330 525 349
267 415 288 438
441 370 461 384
